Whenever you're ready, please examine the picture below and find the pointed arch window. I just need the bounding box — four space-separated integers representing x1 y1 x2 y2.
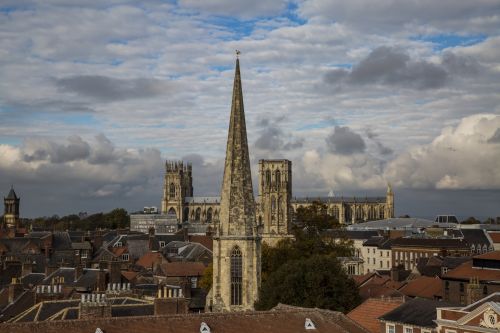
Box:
169 183 176 198
275 170 281 189
207 208 213 223
265 170 271 186
230 246 243 306
195 208 201 221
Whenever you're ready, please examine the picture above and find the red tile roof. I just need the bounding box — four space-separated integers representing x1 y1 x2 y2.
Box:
399 276 443 299
188 235 213 251
474 250 500 260
348 298 404 333
487 232 500 243
136 252 164 269
443 260 500 281
161 262 207 277
0 305 370 333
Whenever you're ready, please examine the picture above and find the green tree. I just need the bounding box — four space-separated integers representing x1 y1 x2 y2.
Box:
255 254 361 312
461 216 480 224
199 264 213 291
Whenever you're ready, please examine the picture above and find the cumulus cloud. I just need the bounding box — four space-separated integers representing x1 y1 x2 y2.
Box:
384 114 500 189
55 76 172 101
298 0 500 34
253 117 304 152
0 135 163 215
325 46 450 90
326 126 366 155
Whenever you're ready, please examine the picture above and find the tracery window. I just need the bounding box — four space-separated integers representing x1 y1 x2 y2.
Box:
230 246 243 305
207 208 213 222
169 183 176 198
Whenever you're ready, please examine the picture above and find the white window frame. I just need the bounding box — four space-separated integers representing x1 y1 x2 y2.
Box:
403 326 413 333
386 324 395 333
121 253 129 261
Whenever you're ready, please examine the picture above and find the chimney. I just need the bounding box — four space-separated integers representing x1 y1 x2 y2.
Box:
108 260 121 284
22 260 33 276
180 278 192 299
154 286 189 315
79 293 111 319
8 278 24 303
96 261 107 292
148 227 155 251
390 267 400 282
93 230 103 251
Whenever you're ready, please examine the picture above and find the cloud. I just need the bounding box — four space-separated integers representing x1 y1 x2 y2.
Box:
326 126 366 155
0 135 163 216
384 114 500 189
55 75 172 101
254 117 304 152
178 0 287 18
366 128 393 156
325 46 449 90
488 129 500 143
298 0 500 34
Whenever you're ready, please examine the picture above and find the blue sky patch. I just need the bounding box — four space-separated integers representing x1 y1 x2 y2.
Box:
412 34 487 51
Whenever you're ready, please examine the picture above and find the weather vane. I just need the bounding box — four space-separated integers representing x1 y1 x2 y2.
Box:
235 49 241 58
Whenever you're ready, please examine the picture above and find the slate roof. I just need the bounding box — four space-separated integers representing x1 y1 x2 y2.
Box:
348 218 455 231
293 196 386 203
391 237 469 249
6 188 18 199
348 298 404 333
52 232 72 251
20 273 45 288
380 298 456 328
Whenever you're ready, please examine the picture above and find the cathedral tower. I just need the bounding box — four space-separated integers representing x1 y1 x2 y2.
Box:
211 54 261 312
258 159 292 245
161 161 193 221
4 186 20 229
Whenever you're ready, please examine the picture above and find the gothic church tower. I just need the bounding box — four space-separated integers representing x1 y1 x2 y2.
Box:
211 55 261 312
4 186 20 229
161 161 193 221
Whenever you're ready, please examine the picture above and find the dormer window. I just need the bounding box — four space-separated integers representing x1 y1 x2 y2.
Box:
200 322 210 333
305 318 316 330
121 254 129 261
115 242 122 247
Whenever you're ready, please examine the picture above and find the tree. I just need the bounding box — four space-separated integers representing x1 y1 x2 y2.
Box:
199 264 213 292
461 217 480 224
255 254 361 312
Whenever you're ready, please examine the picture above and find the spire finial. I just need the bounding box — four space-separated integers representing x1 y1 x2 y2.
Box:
235 49 241 58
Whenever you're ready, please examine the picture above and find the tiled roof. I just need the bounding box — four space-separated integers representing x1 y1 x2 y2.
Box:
348 298 404 333
136 252 164 269
1 305 370 333
488 232 500 243
188 235 213 251
391 237 469 249
160 262 207 277
399 276 443 299
443 260 500 282
474 250 500 260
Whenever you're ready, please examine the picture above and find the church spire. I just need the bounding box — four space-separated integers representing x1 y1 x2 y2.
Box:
219 53 256 236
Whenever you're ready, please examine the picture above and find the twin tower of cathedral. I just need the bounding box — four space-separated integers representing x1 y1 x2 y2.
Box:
163 55 395 312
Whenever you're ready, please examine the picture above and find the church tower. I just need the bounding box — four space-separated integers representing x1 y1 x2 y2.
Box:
211 54 261 312
4 186 20 229
161 161 193 221
258 159 292 245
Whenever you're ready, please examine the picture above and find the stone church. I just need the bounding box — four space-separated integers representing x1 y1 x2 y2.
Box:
160 58 395 246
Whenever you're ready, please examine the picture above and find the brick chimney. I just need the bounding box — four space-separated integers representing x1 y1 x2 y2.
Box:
22 260 33 276
8 277 24 303
79 293 111 319
108 260 121 284
154 286 189 315
96 261 107 292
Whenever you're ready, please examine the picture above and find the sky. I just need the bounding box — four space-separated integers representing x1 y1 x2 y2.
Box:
0 0 499 220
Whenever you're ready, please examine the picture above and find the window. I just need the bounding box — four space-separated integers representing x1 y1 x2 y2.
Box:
459 283 464 292
115 241 122 247
191 277 197 288
169 183 176 198
265 170 271 186
206 208 213 222
159 241 166 248
275 170 281 188
386 324 395 333
195 208 201 221
230 246 243 306
121 253 129 261
404 327 413 333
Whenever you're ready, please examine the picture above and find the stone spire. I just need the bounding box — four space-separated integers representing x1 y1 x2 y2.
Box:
218 56 256 236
